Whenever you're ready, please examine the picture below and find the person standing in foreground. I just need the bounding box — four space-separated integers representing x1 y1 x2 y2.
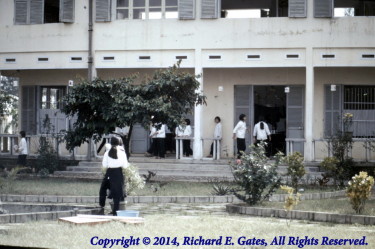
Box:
233 114 247 159
208 116 222 157
100 136 128 216
16 131 28 167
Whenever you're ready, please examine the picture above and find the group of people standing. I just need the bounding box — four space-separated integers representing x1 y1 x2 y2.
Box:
233 114 271 159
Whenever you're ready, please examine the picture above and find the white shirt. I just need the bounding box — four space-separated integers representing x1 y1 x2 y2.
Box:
253 122 271 140
214 122 222 139
155 123 166 138
102 146 128 169
175 125 185 137
233 120 247 139
18 137 28 155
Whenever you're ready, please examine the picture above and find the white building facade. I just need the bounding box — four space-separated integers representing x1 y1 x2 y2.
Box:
0 0 375 161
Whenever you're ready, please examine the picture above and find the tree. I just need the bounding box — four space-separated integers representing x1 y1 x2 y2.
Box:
0 76 18 133
62 62 206 152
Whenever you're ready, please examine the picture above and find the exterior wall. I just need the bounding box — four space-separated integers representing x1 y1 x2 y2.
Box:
1 0 375 160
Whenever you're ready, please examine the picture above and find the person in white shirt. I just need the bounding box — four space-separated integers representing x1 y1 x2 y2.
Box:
16 131 28 167
153 119 166 158
253 116 272 156
114 126 130 159
99 136 128 215
233 114 247 159
209 116 222 157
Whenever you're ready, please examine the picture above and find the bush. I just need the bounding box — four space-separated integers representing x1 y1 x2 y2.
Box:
35 136 59 174
346 171 374 214
123 163 145 196
280 185 301 211
283 152 305 190
230 143 282 205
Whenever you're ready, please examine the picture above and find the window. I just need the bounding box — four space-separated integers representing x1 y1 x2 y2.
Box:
221 0 289 18
14 0 74 25
334 0 375 17
40 86 66 110
344 86 375 137
116 0 178 20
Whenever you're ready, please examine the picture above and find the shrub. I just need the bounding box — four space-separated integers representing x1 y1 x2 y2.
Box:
230 143 282 205
212 182 233 196
123 163 145 196
346 171 374 214
35 136 59 174
283 152 305 190
280 185 301 211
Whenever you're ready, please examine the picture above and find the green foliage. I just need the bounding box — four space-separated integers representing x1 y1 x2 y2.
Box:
346 171 374 214
283 152 305 189
62 62 206 151
211 181 233 196
327 113 356 187
35 115 60 174
0 167 27 194
230 143 282 205
123 164 145 196
0 76 18 133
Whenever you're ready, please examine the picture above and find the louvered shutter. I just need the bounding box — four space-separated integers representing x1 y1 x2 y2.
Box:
96 0 111 22
324 85 342 137
314 0 333 18
234 85 253 152
201 0 219 19
289 0 307 18
14 0 28 24
30 0 44 24
21 86 37 135
179 0 195 20
60 0 74 23
286 86 304 154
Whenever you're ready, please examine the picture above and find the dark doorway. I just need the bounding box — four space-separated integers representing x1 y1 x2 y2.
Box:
253 86 286 155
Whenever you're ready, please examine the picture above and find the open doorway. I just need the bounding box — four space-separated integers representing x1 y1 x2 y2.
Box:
253 86 286 155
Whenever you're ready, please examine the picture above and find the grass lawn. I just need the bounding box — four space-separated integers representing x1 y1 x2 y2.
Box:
0 215 374 249
0 178 215 196
1 178 342 196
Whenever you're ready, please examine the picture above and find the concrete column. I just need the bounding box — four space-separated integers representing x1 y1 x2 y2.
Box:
305 47 314 161
193 49 203 160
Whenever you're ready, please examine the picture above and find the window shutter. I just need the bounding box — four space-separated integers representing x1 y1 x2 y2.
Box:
289 0 307 18
234 85 253 151
30 0 44 24
96 0 111 22
179 0 195 20
60 0 75 23
286 86 305 154
314 0 333 18
21 86 37 135
201 0 219 19
324 85 342 137
14 0 28 24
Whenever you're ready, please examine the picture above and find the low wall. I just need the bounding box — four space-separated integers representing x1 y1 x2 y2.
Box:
226 204 375 226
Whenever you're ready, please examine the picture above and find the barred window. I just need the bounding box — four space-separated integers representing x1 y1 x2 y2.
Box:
344 86 375 110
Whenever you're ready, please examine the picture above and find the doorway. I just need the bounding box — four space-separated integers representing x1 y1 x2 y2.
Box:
253 86 286 155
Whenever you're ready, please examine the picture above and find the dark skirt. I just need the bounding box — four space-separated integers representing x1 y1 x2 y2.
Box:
106 167 125 200
17 154 27 166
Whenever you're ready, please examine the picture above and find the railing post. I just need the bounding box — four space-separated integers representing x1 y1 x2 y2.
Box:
175 138 179 159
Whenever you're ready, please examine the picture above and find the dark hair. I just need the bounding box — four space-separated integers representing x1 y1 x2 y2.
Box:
239 114 246 121
185 119 191 125
258 116 265 130
108 136 121 159
19 131 26 138
215 116 221 122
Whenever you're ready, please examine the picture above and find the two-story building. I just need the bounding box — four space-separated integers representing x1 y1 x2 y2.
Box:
1 0 374 161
